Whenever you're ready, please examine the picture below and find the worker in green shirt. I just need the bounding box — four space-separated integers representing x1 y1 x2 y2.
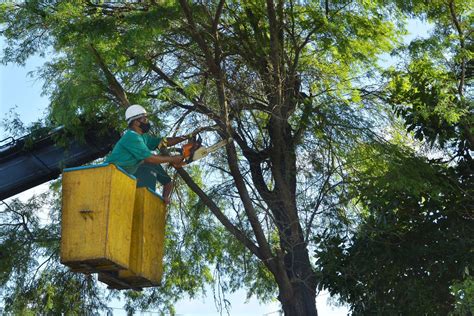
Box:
106 104 190 204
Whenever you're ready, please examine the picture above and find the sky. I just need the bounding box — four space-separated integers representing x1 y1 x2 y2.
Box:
0 17 432 316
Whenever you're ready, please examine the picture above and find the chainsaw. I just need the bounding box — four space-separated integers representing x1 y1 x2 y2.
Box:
180 135 229 164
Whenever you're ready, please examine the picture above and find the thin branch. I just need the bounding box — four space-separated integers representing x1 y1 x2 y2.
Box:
212 0 226 35
169 109 194 136
448 0 466 96
32 251 57 280
1 201 35 241
304 168 334 242
174 167 264 260
88 44 130 108
147 61 224 124
178 0 219 75
223 139 281 273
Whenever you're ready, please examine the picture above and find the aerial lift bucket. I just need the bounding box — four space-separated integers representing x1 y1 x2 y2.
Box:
60 163 136 273
99 187 167 289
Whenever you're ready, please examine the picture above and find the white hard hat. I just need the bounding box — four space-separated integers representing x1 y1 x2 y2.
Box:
125 104 147 123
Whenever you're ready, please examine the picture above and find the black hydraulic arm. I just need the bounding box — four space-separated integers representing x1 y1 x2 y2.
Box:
0 124 119 200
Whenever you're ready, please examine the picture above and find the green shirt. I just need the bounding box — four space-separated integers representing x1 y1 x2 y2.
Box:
105 130 162 174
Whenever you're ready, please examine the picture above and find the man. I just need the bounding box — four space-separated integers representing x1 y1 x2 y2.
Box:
106 104 190 204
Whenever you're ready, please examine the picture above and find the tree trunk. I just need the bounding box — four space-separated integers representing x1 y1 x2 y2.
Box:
275 227 318 316
280 285 318 316
266 117 318 316
277 259 318 316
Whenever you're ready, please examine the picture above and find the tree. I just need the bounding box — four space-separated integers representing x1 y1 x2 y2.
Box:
316 0 473 314
0 0 436 314
316 143 473 314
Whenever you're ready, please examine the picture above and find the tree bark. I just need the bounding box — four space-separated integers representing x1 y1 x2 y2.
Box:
263 115 318 315
281 288 318 316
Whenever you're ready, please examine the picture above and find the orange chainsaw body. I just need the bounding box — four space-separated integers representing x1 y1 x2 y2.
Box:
181 135 202 163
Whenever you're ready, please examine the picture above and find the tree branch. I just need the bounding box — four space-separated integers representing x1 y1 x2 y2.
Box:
178 0 219 75
174 167 264 260
232 132 273 201
265 0 283 106
224 141 275 268
88 44 130 108
147 61 223 121
448 0 465 96
212 0 226 35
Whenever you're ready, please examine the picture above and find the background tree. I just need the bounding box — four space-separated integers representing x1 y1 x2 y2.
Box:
316 0 473 314
2 0 471 315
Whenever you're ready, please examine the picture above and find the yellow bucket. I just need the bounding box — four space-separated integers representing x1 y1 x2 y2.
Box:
118 187 167 287
60 163 136 272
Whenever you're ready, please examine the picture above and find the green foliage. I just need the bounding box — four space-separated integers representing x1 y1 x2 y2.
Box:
388 54 472 152
5 269 108 315
316 141 474 315
0 191 111 314
387 0 473 155
312 3 473 312
1 107 29 138
450 276 474 316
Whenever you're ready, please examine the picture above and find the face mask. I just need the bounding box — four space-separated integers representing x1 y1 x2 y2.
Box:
139 121 151 133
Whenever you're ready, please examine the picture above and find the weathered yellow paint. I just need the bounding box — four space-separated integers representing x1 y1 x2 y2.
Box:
60 164 136 272
118 187 167 286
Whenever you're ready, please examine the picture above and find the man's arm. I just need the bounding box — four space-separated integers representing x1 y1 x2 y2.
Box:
144 154 184 166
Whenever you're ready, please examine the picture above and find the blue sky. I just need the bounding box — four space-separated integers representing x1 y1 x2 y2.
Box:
0 56 48 134
0 17 432 316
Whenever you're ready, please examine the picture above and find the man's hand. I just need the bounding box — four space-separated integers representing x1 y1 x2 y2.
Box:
169 155 185 168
